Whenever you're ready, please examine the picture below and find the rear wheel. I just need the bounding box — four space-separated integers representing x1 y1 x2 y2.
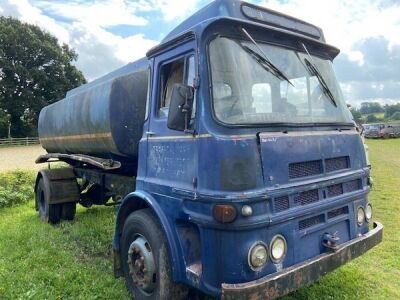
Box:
62 202 76 220
36 178 61 224
121 209 188 300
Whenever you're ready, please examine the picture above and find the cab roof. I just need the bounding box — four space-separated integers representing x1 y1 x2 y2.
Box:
161 0 325 44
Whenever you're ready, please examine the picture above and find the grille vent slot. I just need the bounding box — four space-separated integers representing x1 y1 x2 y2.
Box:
289 160 322 179
327 183 343 198
325 156 349 173
272 179 363 213
294 189 319 205
274 196 289 212
344 179 361 192
328 206 349 219
299 214 324 230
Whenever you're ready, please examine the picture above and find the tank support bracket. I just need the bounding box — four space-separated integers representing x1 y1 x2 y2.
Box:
35 153 121 170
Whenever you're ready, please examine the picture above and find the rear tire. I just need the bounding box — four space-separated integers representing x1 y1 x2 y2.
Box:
62 202 76 221
36 178 61 224
121 209 188 300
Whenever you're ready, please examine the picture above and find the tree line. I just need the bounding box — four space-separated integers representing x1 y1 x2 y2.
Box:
350 102 400 124
0 17 86 138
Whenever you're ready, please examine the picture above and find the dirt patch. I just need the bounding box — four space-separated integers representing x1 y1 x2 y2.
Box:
0 145 47 171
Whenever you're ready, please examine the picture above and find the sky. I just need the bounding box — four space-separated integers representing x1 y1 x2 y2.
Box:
1 0 400 106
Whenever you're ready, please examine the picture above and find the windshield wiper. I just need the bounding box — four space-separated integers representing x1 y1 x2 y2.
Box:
240 27 294 87
301 43 337 107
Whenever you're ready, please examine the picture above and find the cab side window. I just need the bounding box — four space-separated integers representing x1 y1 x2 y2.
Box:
159 58 185 117
159 55 195 118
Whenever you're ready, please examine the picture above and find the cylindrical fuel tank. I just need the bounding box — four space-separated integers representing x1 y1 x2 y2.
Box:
38 58 148 164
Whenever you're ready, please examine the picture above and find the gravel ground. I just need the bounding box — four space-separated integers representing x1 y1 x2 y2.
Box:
0 145 47 171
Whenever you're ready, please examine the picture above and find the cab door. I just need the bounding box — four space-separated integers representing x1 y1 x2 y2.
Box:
145 41 198 196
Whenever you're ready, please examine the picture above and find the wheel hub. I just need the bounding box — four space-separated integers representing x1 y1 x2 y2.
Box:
127 236 156 293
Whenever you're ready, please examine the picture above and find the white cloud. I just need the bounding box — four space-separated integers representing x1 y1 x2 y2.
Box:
347 51 364 66
0 0 158 81
259 0 400 105
148 0 202 21
259 0 400 55
67 23 158 79
35 0 148 28
1 0 69 43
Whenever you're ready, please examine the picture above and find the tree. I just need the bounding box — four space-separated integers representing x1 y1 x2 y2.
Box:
359 102 384 115
366 114 378 123
349 107 362 124
0 17 86 137
0 108 9 137
391 112 400 121
384 103 400 119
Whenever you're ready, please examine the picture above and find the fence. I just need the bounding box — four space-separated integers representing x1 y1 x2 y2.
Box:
0 137 40 147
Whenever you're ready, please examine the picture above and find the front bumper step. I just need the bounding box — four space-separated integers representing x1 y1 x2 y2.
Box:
222 222 383 300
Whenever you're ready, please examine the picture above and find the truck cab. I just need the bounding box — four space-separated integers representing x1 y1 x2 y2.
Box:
35 1 382 299
118 1 381 298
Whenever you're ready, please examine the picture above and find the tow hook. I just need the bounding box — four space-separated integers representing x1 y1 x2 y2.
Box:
322 232 340 251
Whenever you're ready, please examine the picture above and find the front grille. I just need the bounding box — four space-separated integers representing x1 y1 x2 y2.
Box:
289 160 322 179
327 183 343 197
294 189 319 205
325 156 349 173
299 214 324 230
272 179 363 213
274 196 289 212
328 206 349 219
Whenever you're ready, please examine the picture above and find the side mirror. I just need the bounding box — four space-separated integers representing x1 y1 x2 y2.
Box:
167 84 194 131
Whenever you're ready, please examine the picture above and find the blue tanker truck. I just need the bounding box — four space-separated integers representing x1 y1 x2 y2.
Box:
34 1 382 299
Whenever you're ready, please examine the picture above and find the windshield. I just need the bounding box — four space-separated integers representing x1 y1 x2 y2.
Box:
209 37 353 125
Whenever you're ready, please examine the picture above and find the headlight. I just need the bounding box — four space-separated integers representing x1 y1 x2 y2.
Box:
357 207 365 225
270 235 287 263
248 242 268 270
365 203 373 221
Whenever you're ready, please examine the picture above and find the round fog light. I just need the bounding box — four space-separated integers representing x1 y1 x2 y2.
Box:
357 207 365 225
248 242 268 270
270 235 287 263
365 204 373 221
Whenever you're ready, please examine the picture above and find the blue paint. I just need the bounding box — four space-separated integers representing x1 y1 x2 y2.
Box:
39 0 378 297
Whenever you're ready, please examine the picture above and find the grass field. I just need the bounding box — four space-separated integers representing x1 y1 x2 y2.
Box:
0 139 399 299
0 145 46 171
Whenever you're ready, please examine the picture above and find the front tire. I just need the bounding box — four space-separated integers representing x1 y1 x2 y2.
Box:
121 209 188 300
35 178 61 224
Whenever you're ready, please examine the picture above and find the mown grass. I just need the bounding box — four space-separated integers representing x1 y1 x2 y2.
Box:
0 204 130 299
0 139 399 299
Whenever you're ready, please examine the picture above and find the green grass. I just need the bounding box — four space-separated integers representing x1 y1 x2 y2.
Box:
0 170 35 208
0 139 399 299
0 204 130 299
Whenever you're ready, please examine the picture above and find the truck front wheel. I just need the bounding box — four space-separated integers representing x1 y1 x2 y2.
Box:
121 209 188 300
35 178 61 224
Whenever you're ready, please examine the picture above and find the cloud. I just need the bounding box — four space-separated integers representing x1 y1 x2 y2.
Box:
0 0 204 81
147 0 203 21
34 0 148 28
0 0 159 81
259 0 400 105
1 0 400 107
259 0 400 53
335 37 400 82
334 36 400 105
0 0 70 43
67 24 158 80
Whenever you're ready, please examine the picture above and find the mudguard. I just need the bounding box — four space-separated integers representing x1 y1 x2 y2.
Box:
113 190 183 281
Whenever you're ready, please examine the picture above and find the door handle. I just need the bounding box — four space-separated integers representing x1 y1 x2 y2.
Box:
146 131 156 137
